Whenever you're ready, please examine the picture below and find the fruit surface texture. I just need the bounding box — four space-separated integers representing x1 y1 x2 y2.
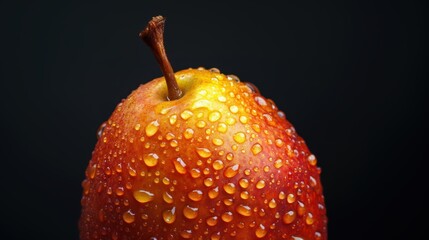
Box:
79 16 327 240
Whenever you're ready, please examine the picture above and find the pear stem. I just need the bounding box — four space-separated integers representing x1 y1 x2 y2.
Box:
140 16 182 100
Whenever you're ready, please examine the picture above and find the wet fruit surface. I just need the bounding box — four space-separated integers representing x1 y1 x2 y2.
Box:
79 69 327 239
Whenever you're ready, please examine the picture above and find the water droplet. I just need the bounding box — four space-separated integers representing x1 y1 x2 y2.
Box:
226 117 236 125
196 148 212 158
211 160 224 170
239 115 248 124
279 191 286 200
308 154 317 166
224 164 239 178
226 152 234 161
115 187 124 196
163 191 174 204
188 190 203 201
97 122 107 139
309 176 317 187
134 123 141 131
103 136 107 143
169 114 177 125
208 187 219 199
287 193 296 203
206 216 218 226
251 143 263 155
143 153 159 167
122 209 135 223
173 157 187 174
145 120 159 137
229 105 239 113
217 123 227 133
223 183 236 194
82 179 90 195
208 111 221 122
87 164 97 179
192 99 212 110
274 159 283 169
306 213 314 225
275 139 284 147
238 178 249 188
162 177 170 185
221 211 233 222
253 225 268 239
244 82 260 93
268 199 277 208
204 177 214 187
163 207 176 224
133 189 155 203
297 201 306 216
240 191 249 199
180 229 193 239
180 110 193 120
256 180 266 189
211 232 221 240
283 211 296 224
236 204 252 216
251 124 261 133
315 232 322 240
183 128 194 139
190 168 201 178
209 67 220 73
254 96 267 106
212 138 224 146
233 132 246 143
196 120 206 128
217 95 226 102
183 205 199 219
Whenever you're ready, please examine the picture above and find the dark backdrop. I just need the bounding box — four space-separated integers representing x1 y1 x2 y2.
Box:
1 0 427 239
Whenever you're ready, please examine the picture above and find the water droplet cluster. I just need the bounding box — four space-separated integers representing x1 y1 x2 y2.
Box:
80 68 327 239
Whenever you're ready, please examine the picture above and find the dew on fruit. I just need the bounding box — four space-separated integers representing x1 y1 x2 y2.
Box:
145 120 160 137
306 212 314 225
143 153 159 167
115 187 124 196
226 74 240 82
226 152 234 161
268 198 277 208
169 114 177 125
217 95 227 102
309 176 317 187
236 204 252 216
223 183 236 194
183 205 199 219
226 117 236 125
196 120 206 128
97 122 107 139
188 190 203 201
211 232 221 240
251 123 261 132
275 139 284 147
196 148 212 158
308 154 317 166
180 110 193 120
209 67 220 73
254 96 267 106
287 193 296 203
122 209 135 224
274 159 283 169
163 207 176 224
208 111 221 122
170 140 178 147
208 186 219 199
224 164 239 178
221 211 233 222
255 224 267 238
239 115 248 124
180 229 193 239
217 123 227 133
251 143 263 155
297 201 306 216
212 138 224 146
229 105 239 113
163 191 174 204
240 191 250 199
233 132 246 143
133 189 155 203
238 178 249 188
204 177 214 187
87 163 97 179
162 177 170 185
278 191 286 200
173 157 187 174
223 198 234 206
256 180 266 189
283 210 296 224
134 123 141 131
212 160 224 170
263 165 270 172
82 179 90 195
183 128 194 139
244 82 260 94
206 216 218 226
192 99 212 110
315 232 322 239
190 168 201 178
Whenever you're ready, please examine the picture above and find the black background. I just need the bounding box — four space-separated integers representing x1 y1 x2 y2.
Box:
1 0 428 239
